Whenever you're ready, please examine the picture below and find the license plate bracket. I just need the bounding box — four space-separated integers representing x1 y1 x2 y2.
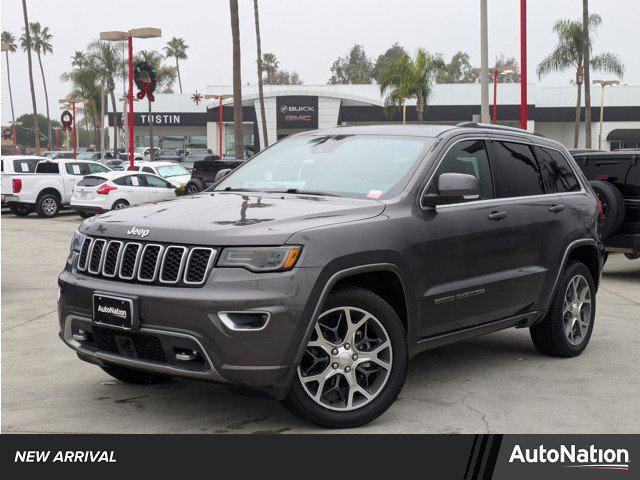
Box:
92 293 139 329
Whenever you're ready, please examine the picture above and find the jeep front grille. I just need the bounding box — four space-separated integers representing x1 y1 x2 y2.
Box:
76 237 216 287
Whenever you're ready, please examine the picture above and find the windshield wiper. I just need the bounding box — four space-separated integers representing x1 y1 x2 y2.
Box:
221 187 260 192
276 188 340 197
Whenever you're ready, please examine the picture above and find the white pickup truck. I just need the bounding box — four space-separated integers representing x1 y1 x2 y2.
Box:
3 158 111 217
1 155 48 214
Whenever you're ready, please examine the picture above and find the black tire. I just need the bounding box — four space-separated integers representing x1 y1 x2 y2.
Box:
100 363 170 385
77 210 94 219
111 199 129 210
624 252 639 260
8 203 34 217
282 286 407 428
35 192 60 218
590 180 625 239
530 261 596 357
184 179 205 195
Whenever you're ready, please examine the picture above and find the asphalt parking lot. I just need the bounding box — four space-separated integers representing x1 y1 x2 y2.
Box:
2 211 639 433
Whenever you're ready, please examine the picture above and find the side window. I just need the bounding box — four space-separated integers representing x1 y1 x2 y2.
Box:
490 141 545 198
535 147 581 193
144 174 171 188
427 140 493 202
113 175 134 187
142 166 154 174
36 162 60 174
87 163 109 174
65 162 85 175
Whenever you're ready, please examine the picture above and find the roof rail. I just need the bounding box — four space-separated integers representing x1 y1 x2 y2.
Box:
455 122 545 137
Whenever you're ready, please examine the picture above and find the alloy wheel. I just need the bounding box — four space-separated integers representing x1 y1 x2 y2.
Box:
298 306 393 411
563 274 592 346
42 198 57 216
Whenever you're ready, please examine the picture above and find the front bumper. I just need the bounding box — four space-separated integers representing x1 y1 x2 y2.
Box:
58 260 322 397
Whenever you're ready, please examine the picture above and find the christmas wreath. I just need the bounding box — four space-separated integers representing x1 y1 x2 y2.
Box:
2 127 12 140
134 61 157 102
60 110 73 131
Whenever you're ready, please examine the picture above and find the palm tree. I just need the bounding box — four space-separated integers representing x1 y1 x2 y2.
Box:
253 0 268 149
1 31 17 124
537 15 624 148
86 41 124 153
164 37 188 94
379 48 444 123
21 22 53 148
21 0 40 153
229 0 244 159
582 0 592 148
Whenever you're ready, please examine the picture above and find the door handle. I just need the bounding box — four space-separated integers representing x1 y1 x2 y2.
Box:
488 211 509 221
548 204 565 213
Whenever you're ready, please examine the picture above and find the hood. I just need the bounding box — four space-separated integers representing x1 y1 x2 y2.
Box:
80 191 385 245
167 175 192 187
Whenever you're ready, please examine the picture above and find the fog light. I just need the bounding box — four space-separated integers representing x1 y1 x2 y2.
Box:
175 349 198 362
218 311 270 331
72 329 87 342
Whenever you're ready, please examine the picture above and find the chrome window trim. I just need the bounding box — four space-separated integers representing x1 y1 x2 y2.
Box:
77 237 93 271
118 242 142 280
159 246 188 284
101 240 123 278
137 244 164 283
183 247 217 285
419 135 587 211
87 239 107 275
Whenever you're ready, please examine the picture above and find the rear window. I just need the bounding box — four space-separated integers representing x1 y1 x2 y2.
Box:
36 162 60 174
535 147 581 193
12 159 40 173
77 176 107 187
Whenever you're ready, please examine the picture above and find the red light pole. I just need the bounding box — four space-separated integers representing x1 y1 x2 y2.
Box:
520 0 528 130
100 28 161 170
206 94 233 159
59 98 88 158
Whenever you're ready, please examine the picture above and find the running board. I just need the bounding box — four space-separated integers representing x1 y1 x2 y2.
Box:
410 312 539 356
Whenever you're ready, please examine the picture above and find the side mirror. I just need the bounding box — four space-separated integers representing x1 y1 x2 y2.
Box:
214 168 232 183
423 173 479 207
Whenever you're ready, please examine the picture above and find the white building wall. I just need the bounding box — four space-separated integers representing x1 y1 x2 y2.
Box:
318 97 341 130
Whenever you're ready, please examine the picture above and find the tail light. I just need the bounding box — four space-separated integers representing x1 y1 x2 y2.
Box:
97 184 117 195
12 178 22 193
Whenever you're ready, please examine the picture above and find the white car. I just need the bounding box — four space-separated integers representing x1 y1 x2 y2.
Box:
4 158 111 217
136 161 192 187
70 170 177 216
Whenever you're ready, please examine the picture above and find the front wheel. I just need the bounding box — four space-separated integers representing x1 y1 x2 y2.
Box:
282 287 407 428
530 261 596 357
111 199 129 210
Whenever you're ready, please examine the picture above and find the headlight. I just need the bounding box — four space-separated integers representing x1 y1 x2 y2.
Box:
217 246 302 272
70 231 86 253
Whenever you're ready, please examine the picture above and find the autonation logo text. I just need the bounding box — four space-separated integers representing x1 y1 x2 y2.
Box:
509 444 630 471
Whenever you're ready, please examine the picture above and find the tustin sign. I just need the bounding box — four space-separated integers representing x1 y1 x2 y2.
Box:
108 112 207 127
276 96 318 130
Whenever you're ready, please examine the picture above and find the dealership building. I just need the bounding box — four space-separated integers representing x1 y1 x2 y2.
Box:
106 83 640 154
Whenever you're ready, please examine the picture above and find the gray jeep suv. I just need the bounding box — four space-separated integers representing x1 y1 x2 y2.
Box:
58 123 602 428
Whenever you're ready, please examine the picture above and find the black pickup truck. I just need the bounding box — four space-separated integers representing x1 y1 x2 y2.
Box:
183 155 245 194
572 150 640 260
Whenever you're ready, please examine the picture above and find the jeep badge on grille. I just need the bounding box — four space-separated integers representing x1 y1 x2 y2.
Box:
126 227 150 238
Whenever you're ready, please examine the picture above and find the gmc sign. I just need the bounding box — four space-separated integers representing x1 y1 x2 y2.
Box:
276 96 318 129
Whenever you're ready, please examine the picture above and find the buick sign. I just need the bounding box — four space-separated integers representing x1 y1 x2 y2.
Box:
276 96 318 129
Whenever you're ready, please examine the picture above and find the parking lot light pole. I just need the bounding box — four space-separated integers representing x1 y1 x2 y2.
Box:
520 0 528 129
59 98 88 158
205 94 233 159
100 28 161 170
593 79 620 149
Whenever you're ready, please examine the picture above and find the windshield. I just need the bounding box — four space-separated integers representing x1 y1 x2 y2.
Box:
215 134 433 199
156 165 189 177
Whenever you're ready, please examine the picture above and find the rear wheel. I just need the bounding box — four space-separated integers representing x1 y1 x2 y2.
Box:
101 363 170 385
111 199 129 210
9 203 34 217
590 180 625 238
282 287 407 428
530 261 596 357
35 193 60 218
185 180 205 195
